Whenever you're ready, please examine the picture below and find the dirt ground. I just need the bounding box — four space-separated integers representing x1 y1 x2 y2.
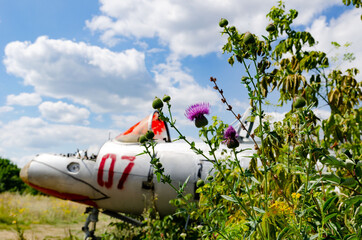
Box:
0 220 113 240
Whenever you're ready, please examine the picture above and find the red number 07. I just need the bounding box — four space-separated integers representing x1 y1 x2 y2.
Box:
97 154 136 189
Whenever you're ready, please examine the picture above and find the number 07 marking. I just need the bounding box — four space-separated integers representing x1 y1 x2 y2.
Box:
97 154 136 189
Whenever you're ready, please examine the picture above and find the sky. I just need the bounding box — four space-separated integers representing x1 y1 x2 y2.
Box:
0 0 361 167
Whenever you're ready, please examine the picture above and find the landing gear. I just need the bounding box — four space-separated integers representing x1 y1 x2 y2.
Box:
82 207 99 240
81 207 144 239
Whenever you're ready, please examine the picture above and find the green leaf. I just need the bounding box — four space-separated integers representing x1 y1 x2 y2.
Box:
250 176 261 184
308 178 322 191
221 195 239 203
323 196 338 213
321 155 345 167
344 195 362 208
343 234 358 240
277 226 289 240
310 233 319 240
252 207 265 214
156 172 161 182
298 205 316 217
179 176 190 192
323 212 338 225
340 178 358 187
321 172 341 184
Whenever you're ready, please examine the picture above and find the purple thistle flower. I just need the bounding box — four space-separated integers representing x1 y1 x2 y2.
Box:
185 103 210 121
223 125 239 149
185 103 210 128
224 125 238 139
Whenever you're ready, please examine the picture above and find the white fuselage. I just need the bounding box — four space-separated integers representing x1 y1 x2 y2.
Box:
20 140 255 215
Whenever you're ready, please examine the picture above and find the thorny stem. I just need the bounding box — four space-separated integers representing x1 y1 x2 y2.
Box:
211 77 293 209
232 149 266 238
145 111 234 240
210 78 259 149
143 141 180 194
203 131 266 240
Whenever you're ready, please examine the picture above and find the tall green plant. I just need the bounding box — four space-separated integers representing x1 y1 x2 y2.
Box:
105 2 361 239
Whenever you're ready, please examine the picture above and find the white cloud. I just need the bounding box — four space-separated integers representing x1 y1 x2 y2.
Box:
86 0 342 58
6 92 42 106
0 106 13 113
3 36 217 118
39 101 90 125
152 60 219 112
0 116 118 165
314 108 331 120
307 8 362 72
4 36 152 114
111 114 144 129
287 0 342 25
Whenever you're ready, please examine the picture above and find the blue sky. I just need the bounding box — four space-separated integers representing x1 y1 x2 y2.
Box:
0 0 361 166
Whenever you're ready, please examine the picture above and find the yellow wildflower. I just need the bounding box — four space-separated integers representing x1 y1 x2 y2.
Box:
292 193 301 200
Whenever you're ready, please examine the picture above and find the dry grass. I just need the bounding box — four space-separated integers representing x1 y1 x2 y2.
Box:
0 192 85 226
0 192 113 240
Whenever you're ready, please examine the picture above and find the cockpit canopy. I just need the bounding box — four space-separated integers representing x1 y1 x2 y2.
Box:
115 111 171 143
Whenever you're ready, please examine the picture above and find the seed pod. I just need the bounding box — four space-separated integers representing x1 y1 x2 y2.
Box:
294 96 306 109
219 18 228 28
139 135 148 144
196 179 205 188
266 23 276 32
152 97 163 109
145 130 155 140
206 175 214 181
162 95 171 102
243 32 255 45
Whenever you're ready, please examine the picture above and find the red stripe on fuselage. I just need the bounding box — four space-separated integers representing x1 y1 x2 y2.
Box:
28 182 98 207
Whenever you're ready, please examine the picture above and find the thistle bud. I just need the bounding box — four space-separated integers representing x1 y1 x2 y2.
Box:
162 95 171 103
266 23 276 32
243 32 255 45
139 135 147 144
219 18 228 28
145 130 155 140
293 97 306 109
152 97 163 109
196 179 205 188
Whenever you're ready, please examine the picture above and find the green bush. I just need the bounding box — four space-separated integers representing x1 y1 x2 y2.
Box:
0 157 38 194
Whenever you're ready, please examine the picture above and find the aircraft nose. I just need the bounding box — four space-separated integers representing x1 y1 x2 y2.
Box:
20 160 31 184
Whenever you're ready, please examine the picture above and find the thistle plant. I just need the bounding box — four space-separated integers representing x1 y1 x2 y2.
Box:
109 2 361 239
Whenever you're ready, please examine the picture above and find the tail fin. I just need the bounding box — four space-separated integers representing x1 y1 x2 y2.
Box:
115 111 171 143
230 107 254 142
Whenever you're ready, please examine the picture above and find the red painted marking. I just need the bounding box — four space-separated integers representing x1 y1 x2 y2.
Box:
117 156 136 189
97 153 116 188
117 162 135 189
121 156 136 161
28 182 97 207
97 154 136 190
152 113 166 135
122 121 140 135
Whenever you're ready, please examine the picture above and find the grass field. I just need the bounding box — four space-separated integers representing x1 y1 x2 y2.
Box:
0 192 113 240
